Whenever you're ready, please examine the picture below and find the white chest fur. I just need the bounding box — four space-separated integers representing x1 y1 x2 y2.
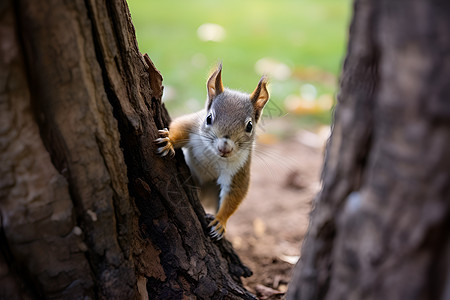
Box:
182 131 249 192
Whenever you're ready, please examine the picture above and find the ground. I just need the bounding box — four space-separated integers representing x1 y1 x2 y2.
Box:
226 122 328 299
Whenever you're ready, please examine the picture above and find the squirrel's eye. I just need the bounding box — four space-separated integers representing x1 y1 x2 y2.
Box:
245 120 253 133
206 114 212 125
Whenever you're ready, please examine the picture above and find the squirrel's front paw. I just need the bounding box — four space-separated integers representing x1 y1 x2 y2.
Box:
155 128 175 157
208 218 226 240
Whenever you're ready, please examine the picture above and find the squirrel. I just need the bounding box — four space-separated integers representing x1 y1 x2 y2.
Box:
155 64 269 240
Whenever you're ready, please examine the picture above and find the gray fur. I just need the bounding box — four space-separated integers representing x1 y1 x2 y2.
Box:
202 89 255 151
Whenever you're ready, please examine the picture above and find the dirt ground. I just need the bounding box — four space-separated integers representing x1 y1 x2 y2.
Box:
225 123 328 299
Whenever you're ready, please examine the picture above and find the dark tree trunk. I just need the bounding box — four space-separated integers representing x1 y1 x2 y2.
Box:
0 0 253 299
288 0 450 299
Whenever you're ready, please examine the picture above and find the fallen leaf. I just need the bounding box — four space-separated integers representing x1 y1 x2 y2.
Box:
255 284 284 300
278 254 300 265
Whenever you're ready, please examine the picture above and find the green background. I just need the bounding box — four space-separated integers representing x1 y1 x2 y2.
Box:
127 0 351 125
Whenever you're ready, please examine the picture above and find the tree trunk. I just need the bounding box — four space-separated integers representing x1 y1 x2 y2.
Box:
0 0 253 299
288 0 450 299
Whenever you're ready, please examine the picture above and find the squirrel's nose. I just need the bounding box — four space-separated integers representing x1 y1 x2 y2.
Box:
218 138 234 156
218 146 232 154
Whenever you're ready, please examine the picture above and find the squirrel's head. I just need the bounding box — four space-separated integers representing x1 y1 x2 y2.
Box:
201 64 269 158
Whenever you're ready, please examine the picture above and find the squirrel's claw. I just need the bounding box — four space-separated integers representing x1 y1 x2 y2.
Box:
158 128 170 137
155 137 170 143
155 128 175 157
157 146 175 157
156 144 175 157
208 218 225 240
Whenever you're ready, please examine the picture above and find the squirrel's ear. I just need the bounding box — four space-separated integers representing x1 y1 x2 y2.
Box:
250 76 269 122
206 63 224 109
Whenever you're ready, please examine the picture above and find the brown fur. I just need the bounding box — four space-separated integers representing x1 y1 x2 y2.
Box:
210 157 251 235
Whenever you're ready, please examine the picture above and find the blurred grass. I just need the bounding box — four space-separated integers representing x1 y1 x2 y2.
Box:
127 0 352 124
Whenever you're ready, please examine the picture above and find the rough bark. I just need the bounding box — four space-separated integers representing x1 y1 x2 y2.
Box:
0 0 253 299
288 0 450 299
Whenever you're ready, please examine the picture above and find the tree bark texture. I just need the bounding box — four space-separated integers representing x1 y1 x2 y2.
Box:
0 0 253 299
288 0 450 299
